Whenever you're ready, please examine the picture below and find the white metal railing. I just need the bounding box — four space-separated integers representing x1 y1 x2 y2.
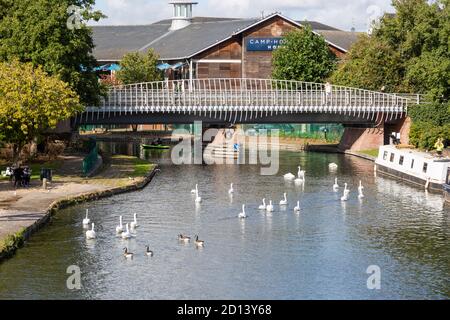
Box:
81 78 414 123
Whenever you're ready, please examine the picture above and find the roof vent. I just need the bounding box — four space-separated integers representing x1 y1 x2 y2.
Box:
169 1 198 31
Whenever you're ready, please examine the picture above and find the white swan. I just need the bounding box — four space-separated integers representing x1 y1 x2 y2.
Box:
329 163 338 170
358 180 364 199
294 201 300 213
130 213 138 229
116 216 124 234
283 172 296 181
85 223 96 239
333 178 339 191
341 183 350 201
238 204 247 219
191 184 198 194
195 189 202 203
297 166 306 179
279 193 288 206
266 200 274 212
82 209 90 226
121 223 132 239
258 198 267 210
228 183 234 194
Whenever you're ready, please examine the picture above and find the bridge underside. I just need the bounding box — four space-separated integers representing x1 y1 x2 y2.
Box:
74 111 404 127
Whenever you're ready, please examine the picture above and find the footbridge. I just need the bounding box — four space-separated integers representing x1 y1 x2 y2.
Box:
76 78 417 126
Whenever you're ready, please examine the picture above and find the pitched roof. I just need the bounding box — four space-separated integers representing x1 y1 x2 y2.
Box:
91 14 358 61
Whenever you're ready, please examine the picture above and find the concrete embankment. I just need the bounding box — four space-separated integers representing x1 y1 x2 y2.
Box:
0 155 158 263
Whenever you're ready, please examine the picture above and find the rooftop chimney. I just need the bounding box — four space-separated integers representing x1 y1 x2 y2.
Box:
169 1 198 31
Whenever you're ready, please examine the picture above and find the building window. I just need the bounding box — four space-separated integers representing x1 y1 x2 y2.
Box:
399 156 404 166
383 151 388 160
423 162 428 173
411 159 415 169
390 153 395 162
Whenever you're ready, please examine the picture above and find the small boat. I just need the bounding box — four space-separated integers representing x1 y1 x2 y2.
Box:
141 144 170 150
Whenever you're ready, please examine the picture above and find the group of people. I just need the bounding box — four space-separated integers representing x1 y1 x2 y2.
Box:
4 166 32 188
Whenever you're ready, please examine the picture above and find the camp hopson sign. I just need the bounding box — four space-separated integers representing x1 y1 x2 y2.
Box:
246 37 285 51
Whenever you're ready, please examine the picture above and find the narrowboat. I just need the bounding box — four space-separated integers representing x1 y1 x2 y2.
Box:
375 145 450 193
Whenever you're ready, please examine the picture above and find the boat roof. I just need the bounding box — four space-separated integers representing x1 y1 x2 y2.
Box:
380 145 450 162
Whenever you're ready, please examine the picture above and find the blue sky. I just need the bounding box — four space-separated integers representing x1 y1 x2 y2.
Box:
92 0 395 31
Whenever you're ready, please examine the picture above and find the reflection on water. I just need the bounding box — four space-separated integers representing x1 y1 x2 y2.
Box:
0 142 448 300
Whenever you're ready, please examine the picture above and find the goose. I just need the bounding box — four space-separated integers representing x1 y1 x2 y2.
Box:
333 178 339 191
191 184 198 194
266 200 274 212
279 193 288 206
283 172 296 181
116 216 124 234
258 198 267 210
195 189 202 203
194 235 205 247
121 223 132 239
85 223 96 239
145 245 154 257
358 181 365 199
238 204 247 219
329 163 338 170
294 201 300 213
130 213 138 229
178 234 191 242
228 183 234 194
123 247 133 259
341 183 350 201
82 209 90 225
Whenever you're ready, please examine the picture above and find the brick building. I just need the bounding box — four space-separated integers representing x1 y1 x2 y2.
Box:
92 1 360 81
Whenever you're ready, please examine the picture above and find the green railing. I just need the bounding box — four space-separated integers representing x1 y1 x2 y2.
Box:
82 145 98 175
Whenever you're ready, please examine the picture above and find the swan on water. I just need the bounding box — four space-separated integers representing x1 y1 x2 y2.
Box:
116 216 124 234
85 223 96 239
195 235 205 247
178 234 191 242
195 189 202 203
279 193 288 206
123 247 133 259
329 163 338 170
130 213 138 229
333 178 339 191
145 245 154 257
341 183 350 201
266 200 274 212
121 223 132 239
238 204 247 219
258 198 267 210
297 166 306 179
82 209 90 225
191 184 198 194
358 181 364 199
283 172 296 181
294 201 300 213
228 183 234 194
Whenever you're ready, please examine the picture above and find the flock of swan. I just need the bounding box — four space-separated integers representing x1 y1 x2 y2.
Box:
83 208 205 259
82 162 364 259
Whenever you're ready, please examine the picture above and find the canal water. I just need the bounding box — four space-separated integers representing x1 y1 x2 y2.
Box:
0 143 449 299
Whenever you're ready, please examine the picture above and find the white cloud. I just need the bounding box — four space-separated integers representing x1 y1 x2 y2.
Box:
92 0 394 31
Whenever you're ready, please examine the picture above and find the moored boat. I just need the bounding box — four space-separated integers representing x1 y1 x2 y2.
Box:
375 145 450 193
141 144 170 150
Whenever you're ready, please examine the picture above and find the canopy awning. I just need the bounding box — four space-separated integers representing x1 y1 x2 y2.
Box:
157 63 172 71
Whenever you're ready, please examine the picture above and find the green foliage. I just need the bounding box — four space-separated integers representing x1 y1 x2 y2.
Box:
272 26 336 82
117 50 163 85
0 60 83 162
0 0 105 105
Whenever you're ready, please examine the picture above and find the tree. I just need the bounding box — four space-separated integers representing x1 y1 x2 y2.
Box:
272 26 336 82
0 0 105 105
0 60 83 163
116 50 163 85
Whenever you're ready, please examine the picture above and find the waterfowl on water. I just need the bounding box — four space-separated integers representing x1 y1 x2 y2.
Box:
266 200 274 213
85 223 96 239
195 235 205 247
116 216 124 234
145 245 154 257
279 193 288 206
130 213 138 229
82 209 90 225
121 223 132 239
283 172 296 181
329 163 338 170
294 201 300 213
238 204 247 219
123 247 133 259
358 181 364 199
178 234 191 242
258 198 267 210
341 183 350 201
333 178 339 191
195 189 202 203
191 184 198 194
228 183 234 194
